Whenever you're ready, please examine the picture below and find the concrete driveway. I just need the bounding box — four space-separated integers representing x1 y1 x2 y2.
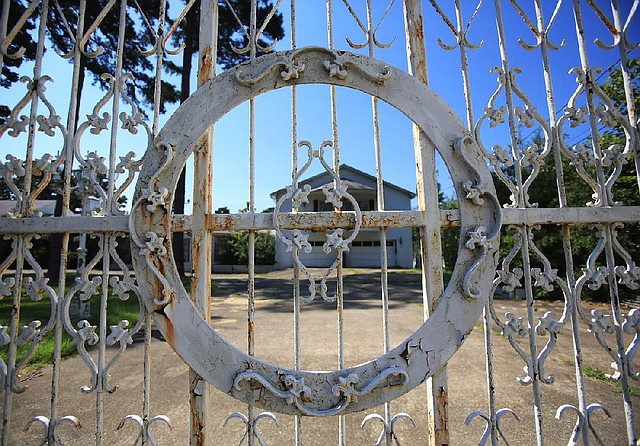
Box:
4 269 638 445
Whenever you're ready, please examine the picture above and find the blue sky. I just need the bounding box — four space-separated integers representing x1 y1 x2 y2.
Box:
2 0 638 214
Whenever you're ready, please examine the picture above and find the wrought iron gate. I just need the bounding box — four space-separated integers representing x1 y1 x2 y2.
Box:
1 0 639 445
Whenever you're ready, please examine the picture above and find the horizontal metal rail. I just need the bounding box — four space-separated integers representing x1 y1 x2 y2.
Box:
1 207 638 234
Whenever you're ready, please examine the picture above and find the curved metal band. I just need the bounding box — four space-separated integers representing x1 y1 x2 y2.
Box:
130 47 501 416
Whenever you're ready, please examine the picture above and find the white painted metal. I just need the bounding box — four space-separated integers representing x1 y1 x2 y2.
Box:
130 47 501 416
0 1 638 445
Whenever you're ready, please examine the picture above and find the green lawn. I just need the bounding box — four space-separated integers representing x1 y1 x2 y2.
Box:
0 273 210 372
0 276 142 372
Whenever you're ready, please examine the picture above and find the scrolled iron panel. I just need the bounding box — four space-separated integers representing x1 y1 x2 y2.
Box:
130 47 501 416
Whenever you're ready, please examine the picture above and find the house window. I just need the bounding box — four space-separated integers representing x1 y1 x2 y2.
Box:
313 200 334 212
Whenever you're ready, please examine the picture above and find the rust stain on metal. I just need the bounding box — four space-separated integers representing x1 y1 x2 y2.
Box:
189 380 206 446
222 215 234 231
435 386 449 445
198 45 214 84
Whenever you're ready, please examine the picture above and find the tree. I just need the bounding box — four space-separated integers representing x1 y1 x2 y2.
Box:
1 1 285 276
0 0 38 124
166 1 284 275
490 58 639 300
227 231 275 265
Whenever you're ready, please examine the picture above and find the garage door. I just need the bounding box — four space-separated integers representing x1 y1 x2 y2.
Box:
348 240 397 267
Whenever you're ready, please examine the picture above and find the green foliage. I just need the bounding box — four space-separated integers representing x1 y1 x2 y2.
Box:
583 364 640 396
489 58 639 301
0 0 37 123
1 1 285 115
0 278 141 371
227 231 276 265
440 197 459 272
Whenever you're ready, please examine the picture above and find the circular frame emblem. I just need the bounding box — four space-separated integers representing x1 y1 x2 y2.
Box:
131 47 501 416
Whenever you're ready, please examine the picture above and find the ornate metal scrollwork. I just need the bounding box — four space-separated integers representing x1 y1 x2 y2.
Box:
273 140 361 302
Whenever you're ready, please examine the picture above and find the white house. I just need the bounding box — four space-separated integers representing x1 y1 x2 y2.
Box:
271 165 415 269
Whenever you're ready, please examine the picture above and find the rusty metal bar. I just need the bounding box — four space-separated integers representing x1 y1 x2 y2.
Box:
187 1 217 445
1 1 50 444
326 1 347 443
291 0 301 442
2 206 639 234
403 1 449 444
140 4 168 444
95 2 128 444
247 2 258 445
48 1 88 444
494 1 544 443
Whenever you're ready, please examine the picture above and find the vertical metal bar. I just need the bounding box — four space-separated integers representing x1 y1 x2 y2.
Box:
95 2 127 444
50 1 88 444
572 2 637 443
247 3 257 445
0 0 10 75
1 237 23 446
325 2 346 444
189 1 217 445
433 0 499 442
527 1 590 444
364 0 394 434
453 0 475 132
146 0 167 434
494 1 545 444
609 0 640 193
402 2 449 445
451 0 500 441
291 1 302 444
1 1 49 443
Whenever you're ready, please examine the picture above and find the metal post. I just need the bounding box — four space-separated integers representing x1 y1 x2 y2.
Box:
403 1 449 444
189 1 217 445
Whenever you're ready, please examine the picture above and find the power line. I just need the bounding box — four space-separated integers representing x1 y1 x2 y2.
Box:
518 55 624 144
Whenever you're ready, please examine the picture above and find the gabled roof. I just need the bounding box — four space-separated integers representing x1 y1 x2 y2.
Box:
270 164 416 199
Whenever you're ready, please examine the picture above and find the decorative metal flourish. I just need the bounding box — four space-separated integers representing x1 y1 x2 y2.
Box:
463 226 494 299
507 0 566 50
555 403 612 446
465 408 520 446
528 227 570 384
224 0 282 55
557 67 635 207
61 237 103 393
489 230 532 384
97 236 146 393
223 411 279 446
273 140 362 302
234 367 408 417
474 68 517 208
117 414 172 446
129 141 175 306
11 236 58 393
76 0 117 58
490 226 570 386
234 46 390 88
429 0 485 50
611 223 640 290
112 151 142 215
620 309 640 381
24 415 82 446
0 325 10 389
361 412 415 446
341 0 397 50
585 0 640 51
573 225 640 382
1 0 40 59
